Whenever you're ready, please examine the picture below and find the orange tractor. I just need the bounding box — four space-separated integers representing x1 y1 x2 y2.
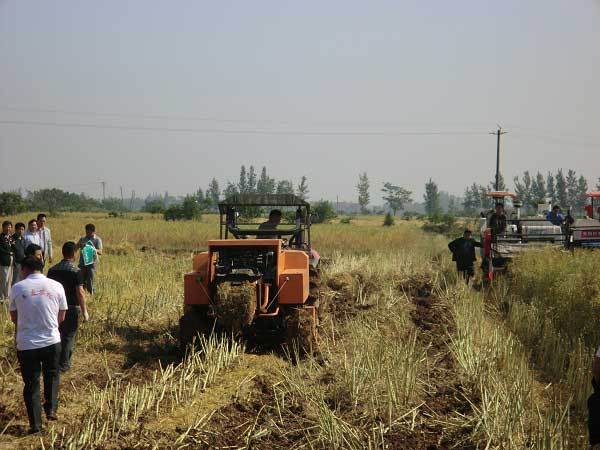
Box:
179 194 322 353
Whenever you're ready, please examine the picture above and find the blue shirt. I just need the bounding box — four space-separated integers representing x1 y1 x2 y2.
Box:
546 212 564 226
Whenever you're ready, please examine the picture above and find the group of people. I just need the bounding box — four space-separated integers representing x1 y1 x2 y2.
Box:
0 215 103 433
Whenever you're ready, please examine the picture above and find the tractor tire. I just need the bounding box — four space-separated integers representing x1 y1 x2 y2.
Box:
284 306 317 357
179 305 214 351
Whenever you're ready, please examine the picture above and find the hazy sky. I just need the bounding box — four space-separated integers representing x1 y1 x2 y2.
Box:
1 0 599 203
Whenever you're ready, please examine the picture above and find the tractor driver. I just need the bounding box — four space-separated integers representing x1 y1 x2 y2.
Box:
488 203 507 237
546 205 564 226
259 209 282 239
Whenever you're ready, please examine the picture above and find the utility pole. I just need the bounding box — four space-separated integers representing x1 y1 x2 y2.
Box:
120 186 124 209
489 127 508 191
130 190 135 210
101 181 106 201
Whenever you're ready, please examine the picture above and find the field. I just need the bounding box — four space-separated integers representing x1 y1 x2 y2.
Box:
0 213 595 449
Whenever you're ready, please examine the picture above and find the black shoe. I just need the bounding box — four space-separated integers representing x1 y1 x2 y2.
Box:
46 411 58 421
27 427 41 434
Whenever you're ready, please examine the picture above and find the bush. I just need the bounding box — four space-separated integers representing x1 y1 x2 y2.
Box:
340 217 352 224
0 192 27 215
312 200 337 224
143 199 165 214
163 196 203 221
422 214 461 236
383 213 395 227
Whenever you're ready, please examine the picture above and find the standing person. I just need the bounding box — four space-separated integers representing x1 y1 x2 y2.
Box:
488 203 507 237
24 219 41 247
546 205 564 226
9 256 67 433
36 214 52 264
0 221 15 300
12 222 27 284
25 244 44 264
48 242 89 372
448 229 482 283
77 224 102 294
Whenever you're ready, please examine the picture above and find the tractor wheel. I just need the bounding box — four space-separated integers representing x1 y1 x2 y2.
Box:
284 306 317 357
179 305 214 351
308 266 327 322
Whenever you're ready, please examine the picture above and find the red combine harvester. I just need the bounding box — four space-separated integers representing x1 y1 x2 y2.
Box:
568 192 600 248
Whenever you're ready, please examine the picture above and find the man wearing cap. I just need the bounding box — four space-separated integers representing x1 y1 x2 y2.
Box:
448 229 482 283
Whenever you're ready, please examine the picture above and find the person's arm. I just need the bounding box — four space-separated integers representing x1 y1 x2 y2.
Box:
58 310 66 323
10 311 17 324
58 285 68 324
95 238 103 255
76 285 89 321
46 229 52 262
448 239 457 253
593 348 600 385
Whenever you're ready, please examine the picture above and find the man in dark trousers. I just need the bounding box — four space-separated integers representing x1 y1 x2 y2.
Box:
448 229 482 283
48 242 89 373
589 347 600 448
12 222 27 284
9 256 67 433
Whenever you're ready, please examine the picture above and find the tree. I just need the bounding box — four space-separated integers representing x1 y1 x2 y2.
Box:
238 165 248 194
514 171 533 211
462 184 481 215
312 200 337 223
546 172 557 206
206 178 221 207
0 192 27 215
257 167 275 195
423 179 441 217
247 166 257 193
383 213 395 227
597 178 600 191
576 176 589 211
224 182 238 199
143 199 164 214
297 176 309 200
163 195 203 221
556 169 567 208
490 173 506 191
381 182 412 216
356 172 370 213
276 180 294 195
566 169 578 207
479 185 493 210
531 172 547 205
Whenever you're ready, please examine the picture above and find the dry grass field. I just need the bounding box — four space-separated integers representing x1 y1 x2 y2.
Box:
0 213 594 449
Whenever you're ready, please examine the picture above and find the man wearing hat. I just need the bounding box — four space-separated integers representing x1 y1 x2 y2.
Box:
448 229 482 283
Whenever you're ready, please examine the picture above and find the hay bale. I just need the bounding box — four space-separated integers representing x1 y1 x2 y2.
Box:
326 273 354 292
215 282 257 335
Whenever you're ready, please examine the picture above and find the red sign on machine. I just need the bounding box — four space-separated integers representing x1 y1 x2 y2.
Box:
581 230 600 238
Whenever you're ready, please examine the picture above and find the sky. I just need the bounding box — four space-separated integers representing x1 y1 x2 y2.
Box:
1 0 599 203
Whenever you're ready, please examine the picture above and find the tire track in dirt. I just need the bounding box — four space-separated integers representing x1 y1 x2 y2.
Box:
387 282 476 450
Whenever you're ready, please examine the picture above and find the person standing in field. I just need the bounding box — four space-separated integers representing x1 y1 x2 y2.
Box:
25 244 44 264
36 214 52 265
77 224 102 295
12 222 27 285
0 221 15 300
448 229 482 283
48 242 89 373
24 219 42 247
9 256 68 433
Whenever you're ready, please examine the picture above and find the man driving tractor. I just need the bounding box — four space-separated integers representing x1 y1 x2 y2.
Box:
258 209 282 239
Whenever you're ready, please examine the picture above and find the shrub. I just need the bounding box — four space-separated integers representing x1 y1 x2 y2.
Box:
383 213 395 227
312 200 337 224
0 192 27 215
340 217 352 224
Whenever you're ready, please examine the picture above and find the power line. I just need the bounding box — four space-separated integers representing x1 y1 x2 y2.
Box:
0 119 488 137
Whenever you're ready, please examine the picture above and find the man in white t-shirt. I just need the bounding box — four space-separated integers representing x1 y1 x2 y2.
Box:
9 256 67 434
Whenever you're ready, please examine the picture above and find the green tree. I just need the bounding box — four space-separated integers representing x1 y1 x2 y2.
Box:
566 169 578 207
490 173 506 191
276 180 294 195
546 172 557 206
381 182 412 216
356 172 370 213
206 178 221 207
479 185 493 210
596 178 600 191
143 199 164 214
462 184 481 215
383 212 395 227
297 176 309 200
423 179 441 217
556 169 567 208
514 171 533 210
575 176 589 211
257 167 275 195
238 165 248 193
531 172 547 205
247 166 257 193
312 200 337 223
224 182 238 199
0 192 27 215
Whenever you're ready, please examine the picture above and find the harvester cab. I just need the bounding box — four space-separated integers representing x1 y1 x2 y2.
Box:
180 194 322 355
480 191 565 281
567 192 600 248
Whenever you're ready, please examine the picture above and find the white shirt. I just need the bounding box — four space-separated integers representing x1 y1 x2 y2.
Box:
38 227 52 258
24 230 42 247
9 273 68 351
